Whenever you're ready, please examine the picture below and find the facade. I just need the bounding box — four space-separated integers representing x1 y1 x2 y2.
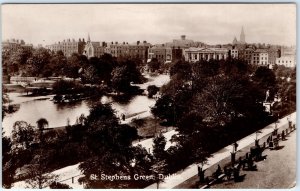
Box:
127 41 151 62
251 49 268 65
184 47 229 62
106 41 150 63
276 56 296 67
46 38 86 57
83 35 106 58
280 46 296 57
2 39 33 52
243 48 254 64
148 45 171 63
267 48 281 65
230 47 239 58
171 47 183 61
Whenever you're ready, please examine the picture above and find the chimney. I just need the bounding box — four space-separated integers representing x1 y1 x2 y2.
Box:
123 42 125 45
115 42 118 44
111 42 113 44
79 38 81 42
181 35 186 40
137 41 140 45
143 40 147 44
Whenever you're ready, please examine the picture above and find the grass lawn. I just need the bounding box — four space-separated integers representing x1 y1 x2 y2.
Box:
130 117 174 139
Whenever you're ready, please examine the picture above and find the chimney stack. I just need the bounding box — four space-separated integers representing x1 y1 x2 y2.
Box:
181 35 186 40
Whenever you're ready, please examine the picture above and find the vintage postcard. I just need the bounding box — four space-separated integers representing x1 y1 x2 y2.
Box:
1 3 296 189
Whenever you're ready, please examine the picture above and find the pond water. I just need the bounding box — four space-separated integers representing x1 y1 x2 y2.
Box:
2 74 170 136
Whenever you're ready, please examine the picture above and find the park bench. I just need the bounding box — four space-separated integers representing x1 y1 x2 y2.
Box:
269 138 279 150
200 173 226 189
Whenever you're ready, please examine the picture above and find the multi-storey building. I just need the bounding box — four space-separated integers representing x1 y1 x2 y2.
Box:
2 39 33 52
276 56 296 68
46 38 86 57
267 48 281 65
184 47 229 62
230 47 239 58
106 41 150 63
148 45 172 64
251 49 268 65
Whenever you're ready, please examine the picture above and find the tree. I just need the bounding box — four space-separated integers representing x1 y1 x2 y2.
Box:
152 134 167 161
12 121 36 150
252 66 277 102
27 48 51 77
79 103 139 188
36 118 49 143
2 132 16 188
24 157 58 189
151 94 175 125
147 58 160 72
169 60 192 81
8 47 32 75
49 182 72 189
48 50 67 76
147 85 159 98
65 53 82 79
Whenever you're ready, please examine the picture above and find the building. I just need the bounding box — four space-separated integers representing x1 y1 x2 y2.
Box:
127 41 151 63
165 35 204 48
267 48 281 65
243 47 254 64
148 45 172 64
280 46 296 57
83 35 106 58
2 39 33 52
106 41 150 63
251 49 268 65
46 38 86 57
171 47 184 62
230 47 239 58
184 47 229 62
276 56 296 67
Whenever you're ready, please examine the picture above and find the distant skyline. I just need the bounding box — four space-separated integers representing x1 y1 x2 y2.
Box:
1 4 296 46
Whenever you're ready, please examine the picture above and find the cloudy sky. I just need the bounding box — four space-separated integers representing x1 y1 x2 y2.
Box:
1 4 296 46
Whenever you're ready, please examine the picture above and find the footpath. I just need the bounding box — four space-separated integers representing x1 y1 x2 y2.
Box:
146 112 296 189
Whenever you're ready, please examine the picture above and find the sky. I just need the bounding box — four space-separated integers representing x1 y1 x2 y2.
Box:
1 4 296 46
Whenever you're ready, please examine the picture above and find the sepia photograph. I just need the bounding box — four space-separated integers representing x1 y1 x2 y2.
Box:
1 3 297 189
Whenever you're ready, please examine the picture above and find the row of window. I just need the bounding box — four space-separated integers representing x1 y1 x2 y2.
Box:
278 60 292 64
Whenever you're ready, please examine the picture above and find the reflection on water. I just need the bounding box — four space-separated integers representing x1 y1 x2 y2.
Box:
2 94 156 136
2 74 170 136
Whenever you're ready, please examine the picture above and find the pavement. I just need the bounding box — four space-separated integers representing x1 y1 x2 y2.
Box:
209 127 296 189
146 112 296 189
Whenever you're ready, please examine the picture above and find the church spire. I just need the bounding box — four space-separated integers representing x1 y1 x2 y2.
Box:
87 33 91 43
233 36 238 45
240 26 245 44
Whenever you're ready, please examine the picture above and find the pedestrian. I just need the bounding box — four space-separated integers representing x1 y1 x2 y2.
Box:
281 130 285 140
198 165 205 183
215 164 222 177
234 142 238 152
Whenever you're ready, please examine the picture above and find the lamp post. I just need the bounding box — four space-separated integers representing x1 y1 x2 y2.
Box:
255 130 262 147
